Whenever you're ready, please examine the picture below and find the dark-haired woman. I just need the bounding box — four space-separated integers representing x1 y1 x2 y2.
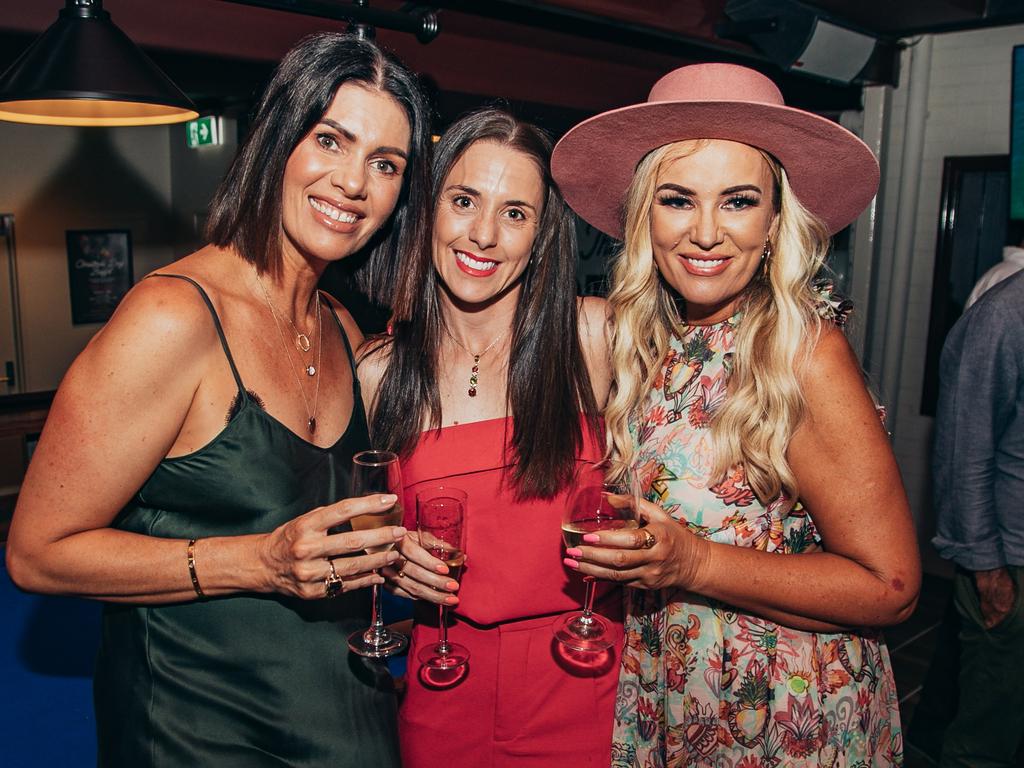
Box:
6 33 431 767
358 108 616 767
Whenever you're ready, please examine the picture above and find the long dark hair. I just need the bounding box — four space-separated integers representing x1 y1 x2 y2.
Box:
205 33 431 305
370 108 599 499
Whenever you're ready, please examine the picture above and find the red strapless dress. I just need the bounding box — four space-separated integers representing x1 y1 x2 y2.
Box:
398 417 622 768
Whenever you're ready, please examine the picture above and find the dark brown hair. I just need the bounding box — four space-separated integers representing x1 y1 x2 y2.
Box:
370 108 599 498
205 33 431 305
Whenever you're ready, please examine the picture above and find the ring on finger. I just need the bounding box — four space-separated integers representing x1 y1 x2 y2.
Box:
395 557 407 579
324 558 344 598
640 528 657 549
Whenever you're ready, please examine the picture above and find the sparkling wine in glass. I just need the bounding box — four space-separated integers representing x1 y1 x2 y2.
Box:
416 486 469 672
554 459 639 652
346 449 408 658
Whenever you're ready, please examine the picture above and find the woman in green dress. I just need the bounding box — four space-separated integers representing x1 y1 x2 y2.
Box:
5 33 431 767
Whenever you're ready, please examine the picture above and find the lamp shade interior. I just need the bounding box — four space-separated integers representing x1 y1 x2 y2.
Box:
0 1 199 127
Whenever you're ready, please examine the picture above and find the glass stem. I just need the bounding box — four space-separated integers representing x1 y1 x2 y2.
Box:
368 578 386 641
580 576 597 623
437 604 450 654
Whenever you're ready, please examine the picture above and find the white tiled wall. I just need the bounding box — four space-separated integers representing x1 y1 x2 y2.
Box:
869 24 1024 574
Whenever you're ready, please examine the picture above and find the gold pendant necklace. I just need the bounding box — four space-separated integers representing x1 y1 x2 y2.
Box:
253 269 316 354
444 326 507 398
253 268 323 433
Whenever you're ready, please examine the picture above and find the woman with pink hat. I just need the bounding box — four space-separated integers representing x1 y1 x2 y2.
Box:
553 63 919 766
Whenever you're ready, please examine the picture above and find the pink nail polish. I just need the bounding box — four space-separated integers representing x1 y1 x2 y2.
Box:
434 564 450 574
445 581 459 591
443 595 459 605
563 557 580 569
566 547 583 558
582 533 600 543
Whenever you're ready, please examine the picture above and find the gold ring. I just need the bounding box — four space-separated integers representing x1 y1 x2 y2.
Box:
640 528 657 549
324 559 344 598
395 558 407 578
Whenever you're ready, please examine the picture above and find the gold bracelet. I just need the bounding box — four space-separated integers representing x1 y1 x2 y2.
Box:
187 538 205 598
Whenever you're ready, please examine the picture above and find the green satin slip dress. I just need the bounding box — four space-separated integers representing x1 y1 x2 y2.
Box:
93 274 399 767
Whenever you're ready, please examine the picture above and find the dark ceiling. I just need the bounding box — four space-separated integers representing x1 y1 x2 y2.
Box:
805 0 1024 35
1 0 1022 133
432 0 1024 45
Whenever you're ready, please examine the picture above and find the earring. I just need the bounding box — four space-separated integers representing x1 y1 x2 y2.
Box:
761 239 772 262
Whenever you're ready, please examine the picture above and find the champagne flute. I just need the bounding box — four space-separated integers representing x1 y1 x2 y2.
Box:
346 449 408 658
554 458 639 652
415 486 469 672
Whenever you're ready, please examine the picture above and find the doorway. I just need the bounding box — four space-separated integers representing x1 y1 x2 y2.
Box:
921 156 1010 417
0 213 24 396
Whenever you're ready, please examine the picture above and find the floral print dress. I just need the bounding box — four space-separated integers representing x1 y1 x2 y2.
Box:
611 303 903 768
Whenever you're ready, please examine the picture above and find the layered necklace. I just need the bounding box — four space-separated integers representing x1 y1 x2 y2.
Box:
444 325 507 398
253 268 323 434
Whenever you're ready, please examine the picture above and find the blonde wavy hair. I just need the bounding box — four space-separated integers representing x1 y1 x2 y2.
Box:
606 140 831 507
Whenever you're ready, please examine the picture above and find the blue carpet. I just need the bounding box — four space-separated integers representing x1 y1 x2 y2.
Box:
1 559 412 766
1 559 100 767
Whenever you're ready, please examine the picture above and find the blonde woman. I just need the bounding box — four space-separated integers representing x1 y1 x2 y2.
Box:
551 64 920 766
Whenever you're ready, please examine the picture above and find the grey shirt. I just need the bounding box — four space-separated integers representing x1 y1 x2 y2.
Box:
933 270 1024 571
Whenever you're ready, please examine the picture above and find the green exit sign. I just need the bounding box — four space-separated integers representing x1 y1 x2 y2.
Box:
186 116 221 148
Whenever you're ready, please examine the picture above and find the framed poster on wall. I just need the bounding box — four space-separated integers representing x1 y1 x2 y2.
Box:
66 229 133 325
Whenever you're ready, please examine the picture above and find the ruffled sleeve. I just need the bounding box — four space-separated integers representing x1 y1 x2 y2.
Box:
811 277 853 328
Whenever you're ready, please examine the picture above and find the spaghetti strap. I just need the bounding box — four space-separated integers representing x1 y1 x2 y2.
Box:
321 293 361 393
146 273 246 394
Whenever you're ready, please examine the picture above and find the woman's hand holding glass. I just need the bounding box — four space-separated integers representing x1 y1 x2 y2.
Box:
414 486 469 672
564 498 711 592
255 493 406 600
555 459 640 652
345 450 410 658
382 533 462 605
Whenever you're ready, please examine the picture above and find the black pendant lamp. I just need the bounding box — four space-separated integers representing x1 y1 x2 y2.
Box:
0 0 199 127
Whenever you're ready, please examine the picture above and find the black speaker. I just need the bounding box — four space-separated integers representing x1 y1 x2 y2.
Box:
722 0 896 86
985 0 1024 20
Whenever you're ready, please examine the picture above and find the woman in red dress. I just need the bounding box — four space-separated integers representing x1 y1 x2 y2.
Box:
358 108 617 767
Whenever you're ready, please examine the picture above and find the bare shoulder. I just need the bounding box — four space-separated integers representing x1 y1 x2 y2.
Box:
577 295 612 359
577 296 612 339
357 334 392 367
355 335 393 404
57 250 243 434
577 296 612 406
47 269 220 454
85 271 219 368
798 324 877 419
790 324 890 471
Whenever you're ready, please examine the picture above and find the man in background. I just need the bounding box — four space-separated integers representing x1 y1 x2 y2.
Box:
929 268 1024 767
964 232 1024 309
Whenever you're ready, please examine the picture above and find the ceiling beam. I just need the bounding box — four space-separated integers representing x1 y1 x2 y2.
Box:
430 0 765 64
218 0 440 42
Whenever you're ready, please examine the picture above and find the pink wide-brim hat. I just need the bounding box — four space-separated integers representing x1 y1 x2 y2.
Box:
551 63 879 239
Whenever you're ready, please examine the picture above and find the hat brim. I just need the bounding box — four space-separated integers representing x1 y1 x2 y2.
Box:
551 100 880 239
